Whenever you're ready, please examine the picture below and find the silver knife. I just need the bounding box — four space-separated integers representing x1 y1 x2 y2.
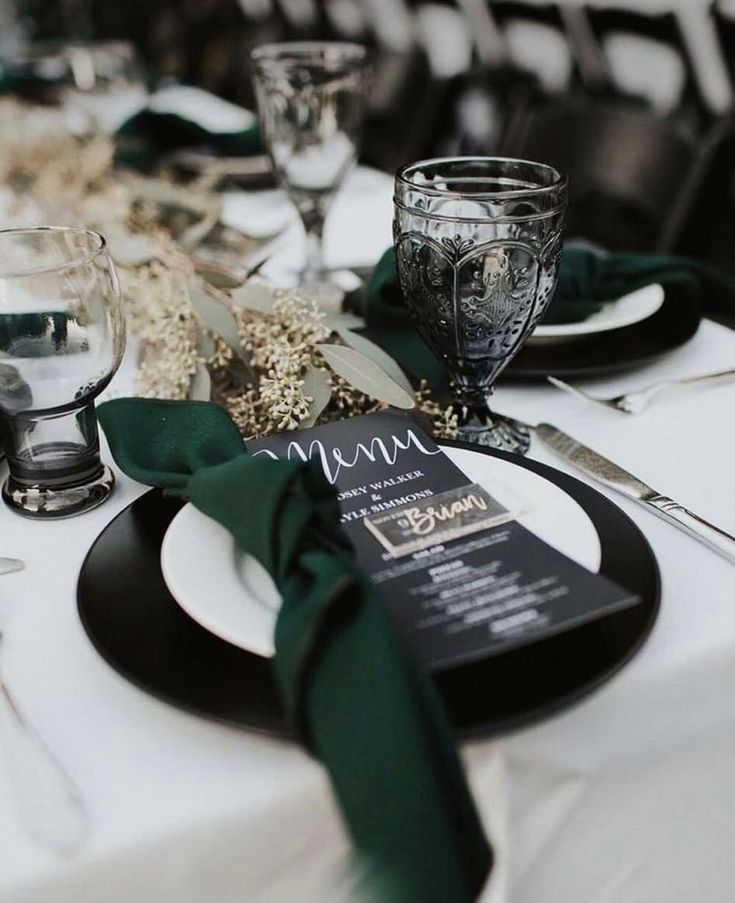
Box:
534 423 735 564
0 558 24 576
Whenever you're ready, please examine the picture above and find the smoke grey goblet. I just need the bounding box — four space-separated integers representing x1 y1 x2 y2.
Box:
393 156 567 454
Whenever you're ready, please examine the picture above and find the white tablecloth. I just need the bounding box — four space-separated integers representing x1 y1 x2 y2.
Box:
1 171 734 901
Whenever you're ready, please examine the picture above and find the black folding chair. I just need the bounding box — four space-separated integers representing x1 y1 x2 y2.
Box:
711 0 735 97
319 0 371 42
501 98 699 252
488 1 589 94
666 116 735 261
585 6 711 134
361 44 443 172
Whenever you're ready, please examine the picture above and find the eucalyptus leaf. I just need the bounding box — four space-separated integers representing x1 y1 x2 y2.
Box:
325 311 366 330
189 286 242 351
335 327 414 394
231 283 274 313
245 255 271 279
196 330 216 360
101 224 158 266
193 259 245 289
178 211 219 250
316 343 415 410
129 178 182 207
129 178 215 216
300 366 332 428
190 362 212 401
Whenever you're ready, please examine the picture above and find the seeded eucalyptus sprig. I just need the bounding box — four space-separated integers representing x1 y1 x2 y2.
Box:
188 277 458 439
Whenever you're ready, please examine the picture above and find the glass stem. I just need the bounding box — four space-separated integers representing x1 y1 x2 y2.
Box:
300 208 326 285
451 383 494 418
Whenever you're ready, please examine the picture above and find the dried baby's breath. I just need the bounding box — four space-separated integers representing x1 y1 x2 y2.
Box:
137 306 198 399
415 381 459 439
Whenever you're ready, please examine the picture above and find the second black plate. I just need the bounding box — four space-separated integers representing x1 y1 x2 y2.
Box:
507 280 700 379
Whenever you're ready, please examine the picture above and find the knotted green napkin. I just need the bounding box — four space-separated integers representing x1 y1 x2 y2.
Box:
364 249 449 390
115 110 262 170
97 397 492 903
365 246 735 386
549 247 735 324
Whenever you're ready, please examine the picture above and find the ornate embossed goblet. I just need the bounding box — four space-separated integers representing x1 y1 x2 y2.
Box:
393 157 567 454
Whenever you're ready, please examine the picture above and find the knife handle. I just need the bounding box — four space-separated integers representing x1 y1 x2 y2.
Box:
647 495 735 564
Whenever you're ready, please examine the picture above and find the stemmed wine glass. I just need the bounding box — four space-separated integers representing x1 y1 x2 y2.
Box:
393 156 567 454
250 41 368 302
0 227 125 518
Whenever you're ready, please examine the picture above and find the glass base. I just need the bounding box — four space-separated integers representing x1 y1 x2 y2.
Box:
2 464 115 519
454 406 532 455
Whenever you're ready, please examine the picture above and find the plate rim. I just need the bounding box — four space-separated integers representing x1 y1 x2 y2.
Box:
77 439 661 740
160 444 604 658
507 279 700 379
531 282 665 340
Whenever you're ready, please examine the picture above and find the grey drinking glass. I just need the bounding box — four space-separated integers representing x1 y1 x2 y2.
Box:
393 157 567 454
0 227 125 518
250 41 368 301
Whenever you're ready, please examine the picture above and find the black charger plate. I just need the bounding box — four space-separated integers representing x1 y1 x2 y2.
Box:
507 280 700 379
77 443 660 739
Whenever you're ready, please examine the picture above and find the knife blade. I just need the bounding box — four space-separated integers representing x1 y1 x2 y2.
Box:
534 423 735 564
0 558 24 576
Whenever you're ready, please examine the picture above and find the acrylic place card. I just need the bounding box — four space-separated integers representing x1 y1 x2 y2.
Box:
364 483 515 557
248 411 641 672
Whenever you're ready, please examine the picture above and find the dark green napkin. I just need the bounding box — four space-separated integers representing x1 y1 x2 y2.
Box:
364 249 450 390
97 397 492 903
365 246 735 386
548 247 735 325
115 108 263 170
0 70 63 102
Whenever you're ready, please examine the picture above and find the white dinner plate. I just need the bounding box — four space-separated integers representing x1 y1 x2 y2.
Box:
530 283 665 343
161 447 602 658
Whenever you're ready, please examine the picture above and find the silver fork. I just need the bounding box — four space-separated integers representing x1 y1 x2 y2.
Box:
548 368 735 414
0 629 90 854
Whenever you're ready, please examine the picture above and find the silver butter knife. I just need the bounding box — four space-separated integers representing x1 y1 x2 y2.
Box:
534 423 735 564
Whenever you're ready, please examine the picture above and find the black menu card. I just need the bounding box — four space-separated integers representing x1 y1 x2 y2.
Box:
248 411 640 672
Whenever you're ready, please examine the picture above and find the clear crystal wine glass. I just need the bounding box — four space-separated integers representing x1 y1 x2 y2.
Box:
393 157 567 454
250 41 368 302
0 227 125 518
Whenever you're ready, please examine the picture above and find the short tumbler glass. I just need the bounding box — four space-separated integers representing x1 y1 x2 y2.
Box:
0 227 125 518
393 157 567 454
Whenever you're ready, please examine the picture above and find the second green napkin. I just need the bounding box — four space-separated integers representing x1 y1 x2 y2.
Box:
365 246 735 388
